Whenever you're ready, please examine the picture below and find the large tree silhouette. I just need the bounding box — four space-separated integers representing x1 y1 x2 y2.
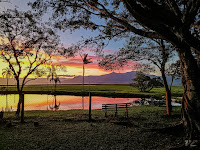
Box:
30 0 200 145
0 9 59 122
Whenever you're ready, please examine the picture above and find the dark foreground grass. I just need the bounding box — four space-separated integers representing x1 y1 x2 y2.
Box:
0 106 185 150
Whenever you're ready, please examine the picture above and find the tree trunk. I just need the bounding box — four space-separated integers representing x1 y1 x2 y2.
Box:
89 92 92 121
161 69 172 115
15 79 20 117
15 92 23 117
21 93 24 123
178 49 200 145
82 63 85 91
6 78 8 111
82 96 85 110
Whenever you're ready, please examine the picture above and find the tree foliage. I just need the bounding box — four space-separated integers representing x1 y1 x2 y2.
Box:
166 60 182 88
0 9 59 119
99 37 176 72
80 53 92 91
0 9 59 90
2 67 14 80
131 72 163 92
46 64 66 91
99 38 176 115
29 0 200 49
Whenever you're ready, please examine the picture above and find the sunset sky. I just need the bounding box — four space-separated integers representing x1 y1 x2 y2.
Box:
0 0 137 78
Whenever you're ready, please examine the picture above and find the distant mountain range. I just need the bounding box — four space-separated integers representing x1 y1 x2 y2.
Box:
0 71 182 86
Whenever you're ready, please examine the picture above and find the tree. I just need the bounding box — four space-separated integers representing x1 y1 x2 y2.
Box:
46 64 66 110
47 64 61 92
2 67 14 89
2 67 14 111
131 72 163 92
30 0 200 145
0 9 59 122
47 66 61 110
166 60 182 90
80 53 92 91
99 38 176 115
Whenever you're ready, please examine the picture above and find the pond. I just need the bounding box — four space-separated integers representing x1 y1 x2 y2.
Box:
0 94 139 111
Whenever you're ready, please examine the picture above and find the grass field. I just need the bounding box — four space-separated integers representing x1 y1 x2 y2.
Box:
0 106 184 150
2 84 183 99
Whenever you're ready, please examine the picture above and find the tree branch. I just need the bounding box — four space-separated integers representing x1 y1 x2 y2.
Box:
85 0 163 39
23 78 38 85
166 0 182 17
183 0 200 28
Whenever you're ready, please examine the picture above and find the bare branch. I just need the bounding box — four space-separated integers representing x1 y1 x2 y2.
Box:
84 0 163 39
183 0 200 28
166 0 182 17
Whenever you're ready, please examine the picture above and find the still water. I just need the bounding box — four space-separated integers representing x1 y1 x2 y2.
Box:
0 94 138 111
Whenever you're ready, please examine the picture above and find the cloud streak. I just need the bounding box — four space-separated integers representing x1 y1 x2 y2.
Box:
51 50 136 76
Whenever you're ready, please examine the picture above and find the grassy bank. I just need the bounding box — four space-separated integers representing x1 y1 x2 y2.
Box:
1 85 183 99
0 106 184 150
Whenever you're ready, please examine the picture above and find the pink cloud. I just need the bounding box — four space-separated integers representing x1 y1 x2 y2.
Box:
52 52 138 75
103 49 116 54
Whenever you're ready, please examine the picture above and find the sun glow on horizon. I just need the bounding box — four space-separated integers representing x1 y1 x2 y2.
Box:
0 52 134 79
0 40 134 79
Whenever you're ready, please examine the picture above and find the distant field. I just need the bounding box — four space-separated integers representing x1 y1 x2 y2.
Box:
1 84 183 99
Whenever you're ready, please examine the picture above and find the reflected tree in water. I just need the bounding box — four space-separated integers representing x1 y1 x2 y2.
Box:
47 64 66 110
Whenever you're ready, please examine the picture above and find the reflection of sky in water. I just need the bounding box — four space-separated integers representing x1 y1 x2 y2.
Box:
0 94 138 111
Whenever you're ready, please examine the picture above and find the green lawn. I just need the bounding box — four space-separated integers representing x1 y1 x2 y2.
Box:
4 84 183 99
0 106 184 150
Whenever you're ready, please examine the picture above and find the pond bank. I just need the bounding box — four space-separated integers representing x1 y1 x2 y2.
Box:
0 90 163 99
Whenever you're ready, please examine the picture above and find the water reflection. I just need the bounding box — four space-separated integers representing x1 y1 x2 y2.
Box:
0 94 138 111
49 95 60 111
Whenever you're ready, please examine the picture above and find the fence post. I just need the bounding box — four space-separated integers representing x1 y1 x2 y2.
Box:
105 104 107 117
126 103 128 118
21 93 24 123
89 92 92 121
0 111 4 120
115 104 118 117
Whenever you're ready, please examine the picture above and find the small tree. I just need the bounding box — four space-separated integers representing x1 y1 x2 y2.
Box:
131 72 163 92
46 64 67 110
2 67 14 89
2 67 14 111
0 10 59 122
47 65 61 92
166 60 182 90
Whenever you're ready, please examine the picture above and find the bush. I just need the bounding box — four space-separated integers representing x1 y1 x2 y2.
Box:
130 72 163 92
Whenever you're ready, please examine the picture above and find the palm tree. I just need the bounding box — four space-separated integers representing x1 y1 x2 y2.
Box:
47 65 61 110
2 67 14 112
47 66 56 90
50 76 60 92
80 54 92 91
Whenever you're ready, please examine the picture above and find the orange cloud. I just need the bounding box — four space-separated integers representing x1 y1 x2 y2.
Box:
50 50 137 76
